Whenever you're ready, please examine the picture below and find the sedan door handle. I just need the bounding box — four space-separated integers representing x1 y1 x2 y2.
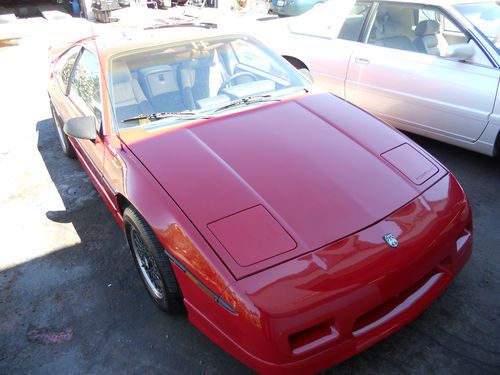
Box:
355 57 370 65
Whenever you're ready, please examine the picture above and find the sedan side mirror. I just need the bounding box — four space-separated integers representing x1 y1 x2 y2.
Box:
446 43 475 62
64 116 97 141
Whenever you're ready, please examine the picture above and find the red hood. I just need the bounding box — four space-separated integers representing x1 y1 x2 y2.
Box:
120 93 445 279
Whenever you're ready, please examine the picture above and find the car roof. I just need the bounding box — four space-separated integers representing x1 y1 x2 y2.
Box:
80 24 237 61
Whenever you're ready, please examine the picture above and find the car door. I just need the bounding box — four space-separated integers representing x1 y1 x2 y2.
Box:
345 1 499 143
64 48 108 190
294 1 373 98
50 46 81 131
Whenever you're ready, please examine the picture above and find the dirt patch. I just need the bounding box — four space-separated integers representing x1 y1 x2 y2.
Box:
27 326 73 345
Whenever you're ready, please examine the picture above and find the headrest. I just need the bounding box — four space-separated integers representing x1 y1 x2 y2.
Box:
181 54 215 70
112 60 132 85
374 13 407 39
415 20 440 36
138 64 174 77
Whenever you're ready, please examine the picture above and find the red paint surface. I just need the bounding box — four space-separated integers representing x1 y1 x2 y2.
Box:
208 205 297 267
121 95 447 279
48 40 472 374
381 143 439 185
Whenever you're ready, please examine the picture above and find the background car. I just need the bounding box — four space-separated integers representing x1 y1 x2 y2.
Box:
147 0 171 9
47 26 472 374
268 0 327 17
258 0 500 156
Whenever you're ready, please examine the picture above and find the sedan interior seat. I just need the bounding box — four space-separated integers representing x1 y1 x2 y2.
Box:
370 12 417 52
111 61 154 123
414 20 448 56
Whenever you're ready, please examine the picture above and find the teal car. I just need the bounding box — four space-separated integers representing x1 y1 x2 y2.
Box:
269 0 327 17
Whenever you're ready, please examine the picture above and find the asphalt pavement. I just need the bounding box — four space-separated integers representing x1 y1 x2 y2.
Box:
0 14 499 375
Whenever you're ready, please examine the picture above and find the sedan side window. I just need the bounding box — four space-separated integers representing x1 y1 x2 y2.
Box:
68 49 102 131
366 3 492 66
367 3 424 52
338 2 372 42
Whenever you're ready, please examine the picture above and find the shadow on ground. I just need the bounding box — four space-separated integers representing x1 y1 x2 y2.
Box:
0 118 250 374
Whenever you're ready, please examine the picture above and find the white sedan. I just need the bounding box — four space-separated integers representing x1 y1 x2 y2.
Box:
257 0 500 156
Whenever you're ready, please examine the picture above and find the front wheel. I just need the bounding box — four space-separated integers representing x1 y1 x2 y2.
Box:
50 102 75 159
124 207 183 314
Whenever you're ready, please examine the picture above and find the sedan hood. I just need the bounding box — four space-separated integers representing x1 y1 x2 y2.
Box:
121 93 445 279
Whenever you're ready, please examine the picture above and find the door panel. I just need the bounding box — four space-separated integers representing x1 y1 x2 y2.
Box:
63 48 112 205
345 1 499 142
346 45 498 141
307 37 355 98
309 1 373 98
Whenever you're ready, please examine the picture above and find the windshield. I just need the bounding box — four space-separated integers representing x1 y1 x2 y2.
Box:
454 2 500 54
109 35 309 129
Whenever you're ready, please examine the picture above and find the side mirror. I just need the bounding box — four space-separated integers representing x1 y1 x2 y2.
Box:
446 43 475 61
63 116 97 141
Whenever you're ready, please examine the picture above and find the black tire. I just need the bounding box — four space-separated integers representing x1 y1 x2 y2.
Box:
50 102 75 159
124 207 183 314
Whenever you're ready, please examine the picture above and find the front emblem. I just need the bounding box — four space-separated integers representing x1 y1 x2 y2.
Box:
383 233 399 248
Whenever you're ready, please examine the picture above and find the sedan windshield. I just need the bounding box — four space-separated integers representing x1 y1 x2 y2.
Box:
109 35 309 129
454 2 500 54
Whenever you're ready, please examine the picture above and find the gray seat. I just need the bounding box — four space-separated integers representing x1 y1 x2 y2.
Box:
370 13 417 52
179 56 215 110
138 65 185 113
414 20 448 56
111 61 154 123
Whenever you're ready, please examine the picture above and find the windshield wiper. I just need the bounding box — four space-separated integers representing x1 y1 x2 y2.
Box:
121 111 214 123
214 95 282 113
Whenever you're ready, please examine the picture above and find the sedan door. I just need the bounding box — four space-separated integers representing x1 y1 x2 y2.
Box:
301 1 374 98
345 2 499 143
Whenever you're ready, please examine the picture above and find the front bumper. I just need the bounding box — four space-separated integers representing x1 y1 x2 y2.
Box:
184 174 472 374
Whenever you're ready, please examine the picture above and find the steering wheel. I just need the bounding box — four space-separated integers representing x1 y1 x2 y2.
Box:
217 72 258 95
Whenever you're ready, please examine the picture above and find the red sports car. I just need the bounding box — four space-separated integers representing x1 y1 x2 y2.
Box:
47 26 473 374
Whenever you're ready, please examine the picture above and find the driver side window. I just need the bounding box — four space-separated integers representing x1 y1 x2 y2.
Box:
68 49 103 133
365 3 492 66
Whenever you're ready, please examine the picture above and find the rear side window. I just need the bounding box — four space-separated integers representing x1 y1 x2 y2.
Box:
55 46 80 93
338 2 372 41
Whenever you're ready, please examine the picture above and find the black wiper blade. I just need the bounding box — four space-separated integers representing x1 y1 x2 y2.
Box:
214 95 281 113
121 111 213 123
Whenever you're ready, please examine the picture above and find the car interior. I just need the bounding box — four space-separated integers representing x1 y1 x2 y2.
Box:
109 37 298 127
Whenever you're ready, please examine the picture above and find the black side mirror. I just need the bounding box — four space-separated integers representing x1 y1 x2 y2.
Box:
63 116 97 141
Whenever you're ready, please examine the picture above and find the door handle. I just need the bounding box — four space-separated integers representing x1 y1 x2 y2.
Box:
355 57 370 65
